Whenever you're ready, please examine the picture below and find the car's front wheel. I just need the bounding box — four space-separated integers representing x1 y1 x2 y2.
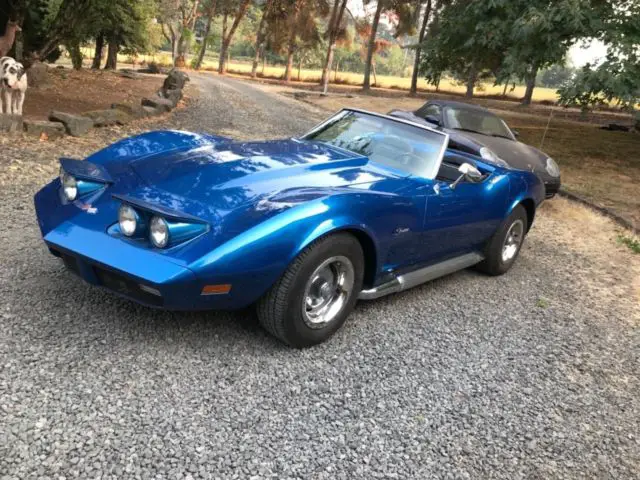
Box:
257 233 364 348
476 205 528 276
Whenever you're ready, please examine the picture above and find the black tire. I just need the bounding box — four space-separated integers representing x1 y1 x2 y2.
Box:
476 205 528 276
257 233 364 348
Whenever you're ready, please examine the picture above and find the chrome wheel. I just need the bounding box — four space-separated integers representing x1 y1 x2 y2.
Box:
302 255 355 329
502 219 524 262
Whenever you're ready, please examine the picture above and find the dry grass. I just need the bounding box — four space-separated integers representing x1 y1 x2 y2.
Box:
290 92 640 227
196 59 561 102
534 198 640 317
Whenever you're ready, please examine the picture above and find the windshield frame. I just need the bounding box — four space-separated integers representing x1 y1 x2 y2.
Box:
300 108 450 180
442 106 516 141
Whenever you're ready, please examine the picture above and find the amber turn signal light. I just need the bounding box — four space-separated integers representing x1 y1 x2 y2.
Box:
201 284 232 295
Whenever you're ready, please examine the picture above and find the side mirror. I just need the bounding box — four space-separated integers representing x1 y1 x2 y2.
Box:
450 162 483 189
512 129 520 138
424 115 441 126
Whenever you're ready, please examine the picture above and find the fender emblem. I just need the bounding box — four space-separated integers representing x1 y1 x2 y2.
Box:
393 227 410 235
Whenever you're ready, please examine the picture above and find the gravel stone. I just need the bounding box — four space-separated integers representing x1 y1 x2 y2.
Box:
0 73 638 480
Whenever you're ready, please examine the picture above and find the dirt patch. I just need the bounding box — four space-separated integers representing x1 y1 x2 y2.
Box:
22 68 164 120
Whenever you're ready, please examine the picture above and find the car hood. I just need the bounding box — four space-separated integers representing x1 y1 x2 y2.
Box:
123 138 398 221
457 132 548 172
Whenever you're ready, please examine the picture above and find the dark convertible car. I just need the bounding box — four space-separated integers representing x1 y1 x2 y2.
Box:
389 100 561 197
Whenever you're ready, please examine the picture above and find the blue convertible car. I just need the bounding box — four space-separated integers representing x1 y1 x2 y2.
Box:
35 109 545 347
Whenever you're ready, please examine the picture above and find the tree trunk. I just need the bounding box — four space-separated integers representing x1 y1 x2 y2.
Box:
68 41 83 70
363 1 384 91
283 22 297 82
410 0 431 96
92 34 104 69
334 58 339 81
522 65 538 105
298 56 303 80
218 0 252 74
320 0 348 92
465 61 477 98
104 37 118 70
251 0 272 78
503 81 508 97
194 1 217 70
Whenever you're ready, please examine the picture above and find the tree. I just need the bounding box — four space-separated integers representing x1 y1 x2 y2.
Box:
497 0 607 105
320 0 348 92
538 64 575 88
218 0 252 73
157 0 200 67
558 0 640 126
361 0 414 91
251 0 275 77
418 0 505 98
409 0 431 95
193 0 218 69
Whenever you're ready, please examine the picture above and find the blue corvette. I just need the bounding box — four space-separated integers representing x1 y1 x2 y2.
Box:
35 109 545 347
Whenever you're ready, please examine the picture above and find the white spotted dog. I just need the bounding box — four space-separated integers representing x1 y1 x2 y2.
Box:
0 56 27 115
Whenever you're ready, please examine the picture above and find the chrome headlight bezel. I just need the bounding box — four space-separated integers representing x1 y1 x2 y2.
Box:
150 216 170 249
118 204 141 237
545 157 560 177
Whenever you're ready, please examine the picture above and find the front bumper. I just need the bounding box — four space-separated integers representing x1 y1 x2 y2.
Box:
543 178 561 198
45 225 201 310
35 179 256 311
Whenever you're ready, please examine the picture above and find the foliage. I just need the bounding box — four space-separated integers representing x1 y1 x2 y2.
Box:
419 0 611 101
538 64 576 88
617 234 640 254
559 1 640 112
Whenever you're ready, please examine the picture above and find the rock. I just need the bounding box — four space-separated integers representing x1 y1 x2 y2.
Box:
27 62 49 87
141 97 173 112
601 123 631 132
0 114 23 133
111 103 149 119
163 88 183 107
23 120 65 139
147 62 161 74
142 105 162 116
49 111 93 137
84 109 131 126
118 70 142 80
162 69 189 94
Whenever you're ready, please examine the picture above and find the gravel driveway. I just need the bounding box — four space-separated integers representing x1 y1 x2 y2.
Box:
1 73 638 480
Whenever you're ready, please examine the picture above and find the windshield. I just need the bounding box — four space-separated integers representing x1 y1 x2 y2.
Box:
444 107 514 139
302 110 448 179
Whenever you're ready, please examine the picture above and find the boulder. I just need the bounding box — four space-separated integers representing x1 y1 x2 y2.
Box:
118 69 142 80
141 96 173 112
49 111 93 137
24 120 65 139
163 88 183 107
111 103 149 119
142 105 162 116
161 69 189 94
0 114 23 133
84 109 132 126
27 62 49 88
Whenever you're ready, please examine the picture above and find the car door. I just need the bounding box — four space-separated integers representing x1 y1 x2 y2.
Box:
418 153 505 263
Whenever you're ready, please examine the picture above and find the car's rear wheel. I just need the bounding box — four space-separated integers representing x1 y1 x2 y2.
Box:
257 233 364 348
476 205 528 276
